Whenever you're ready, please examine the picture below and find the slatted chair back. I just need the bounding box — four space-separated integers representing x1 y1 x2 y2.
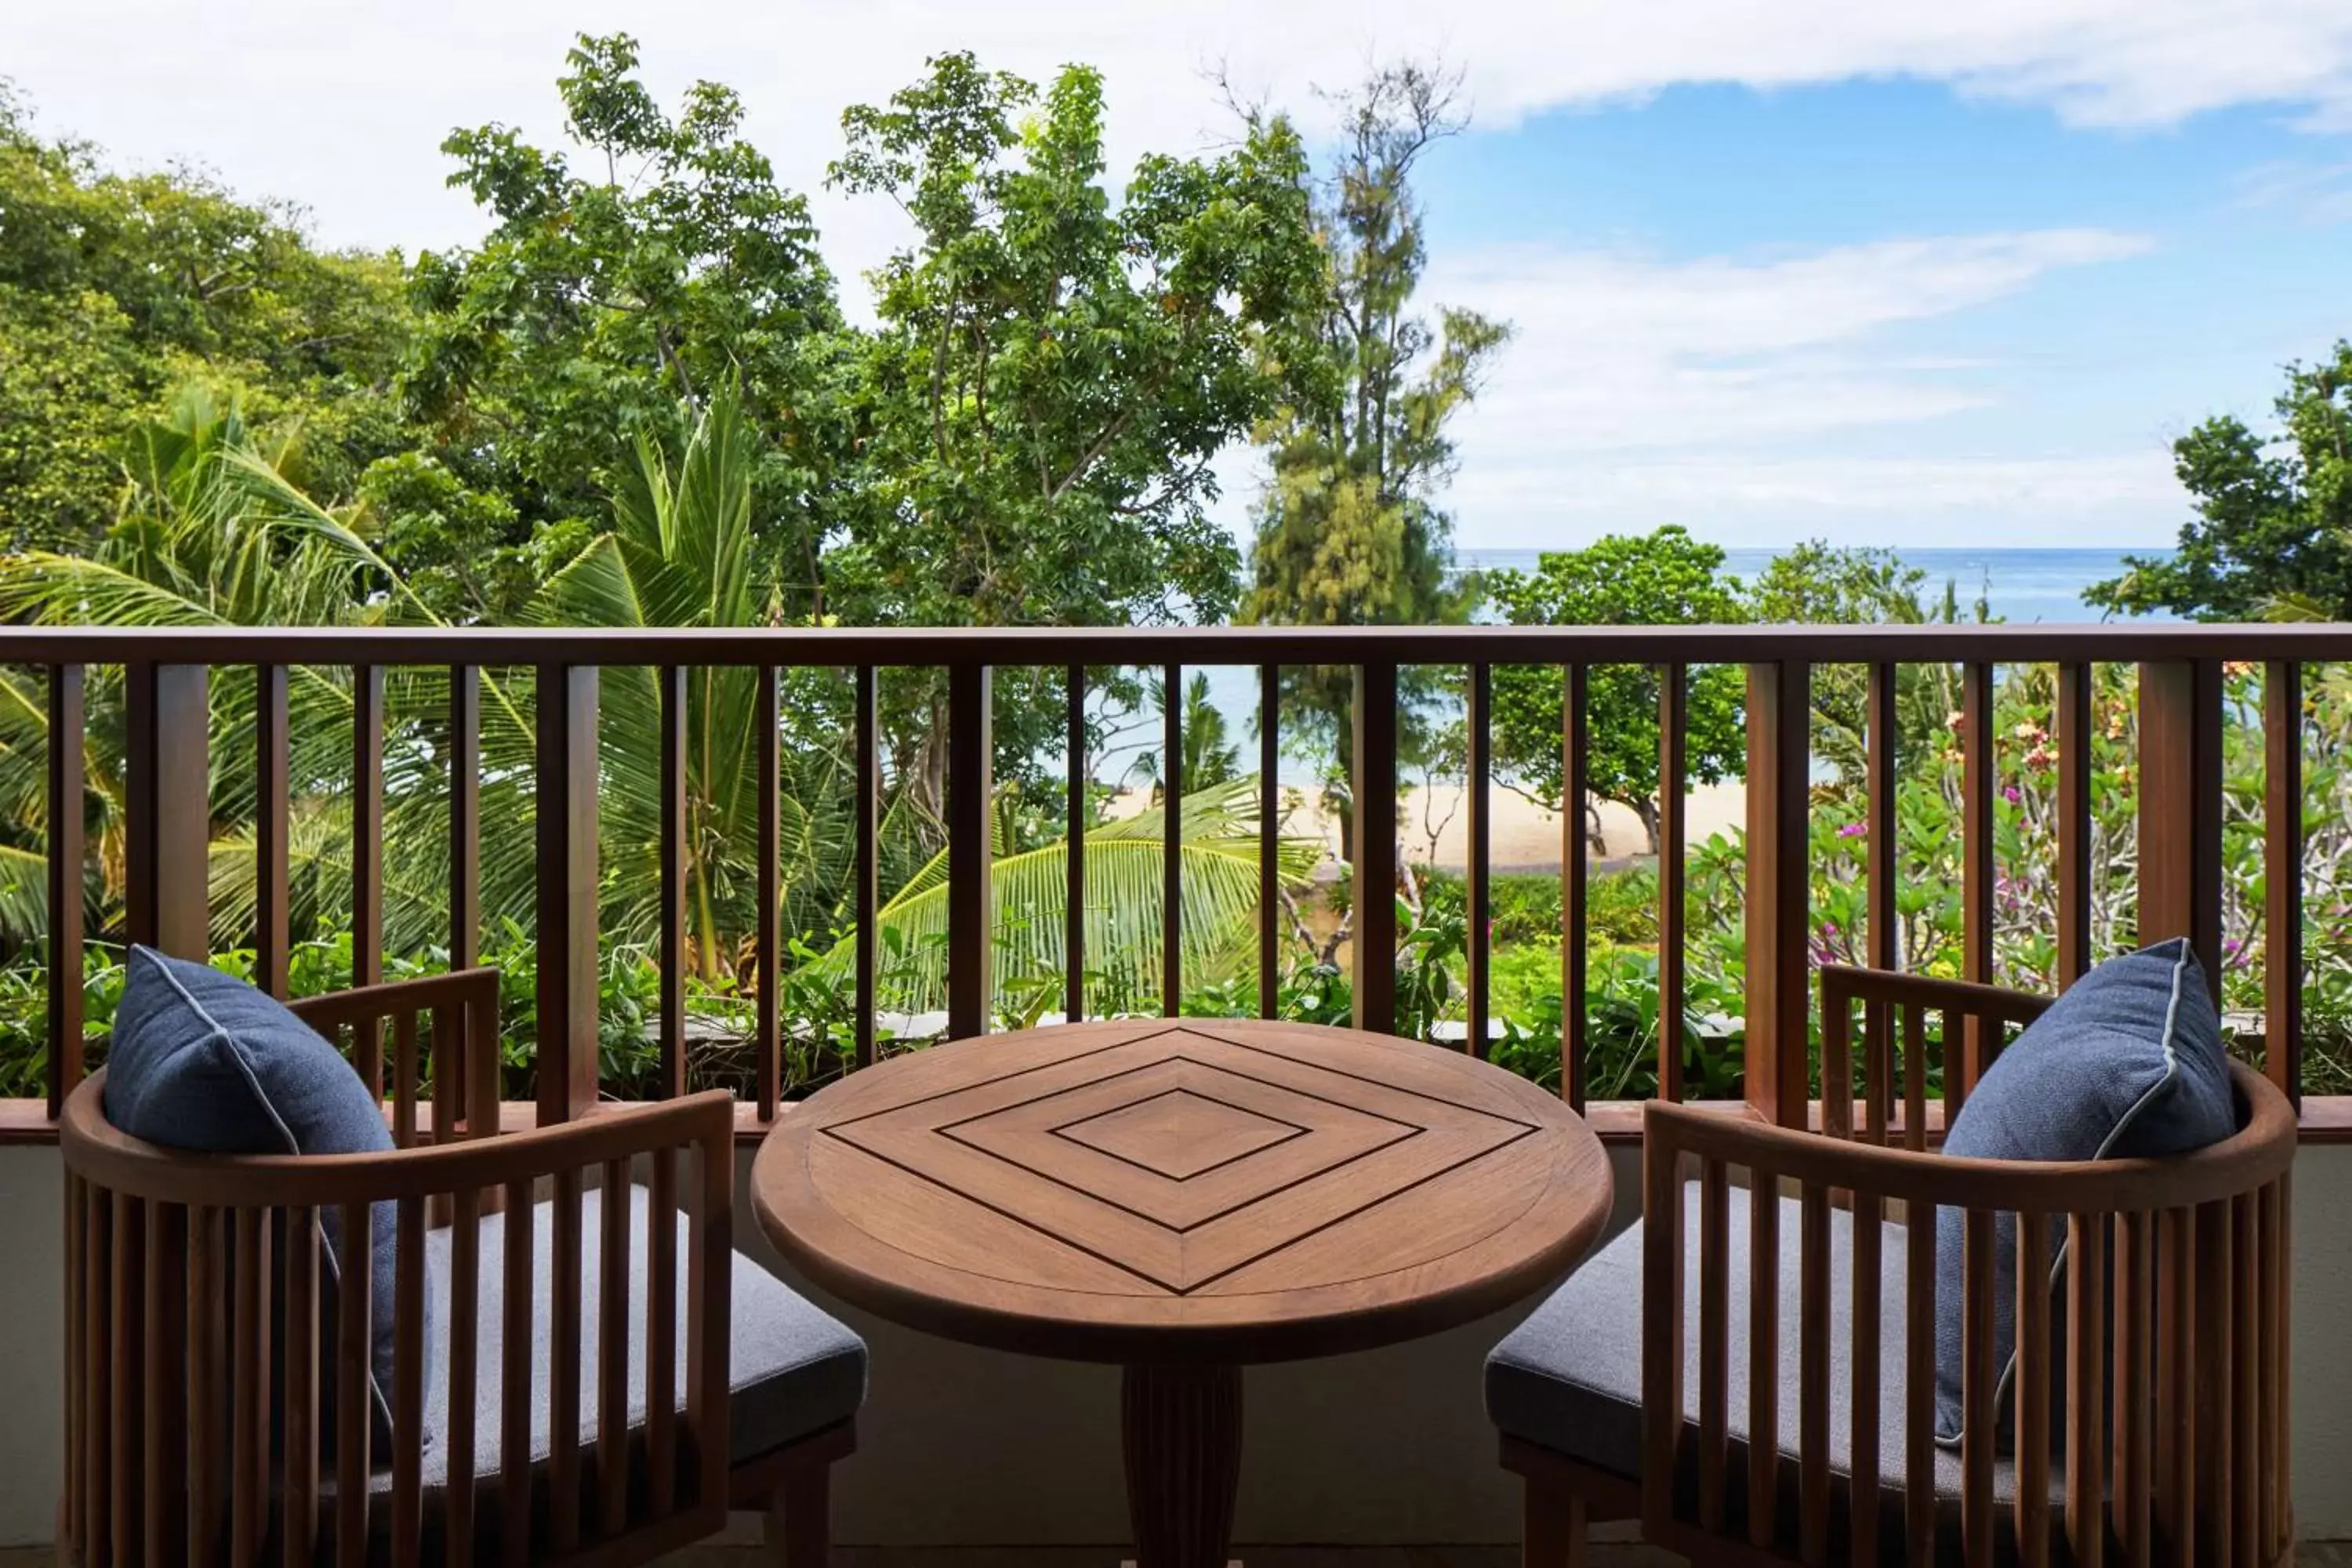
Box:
1642 967 2298 1568
57 968 737 1568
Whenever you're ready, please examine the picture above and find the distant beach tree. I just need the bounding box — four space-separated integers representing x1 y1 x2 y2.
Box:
1237 61 1509 793
1486 528 1748 854
1740 540 1981 784
2089 340 2352 622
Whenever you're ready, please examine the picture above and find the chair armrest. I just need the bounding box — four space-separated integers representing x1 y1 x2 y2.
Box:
1816 964 2053 1028
1642 1058 2294 1218
289 967 503 1146
1816 965 2053 1140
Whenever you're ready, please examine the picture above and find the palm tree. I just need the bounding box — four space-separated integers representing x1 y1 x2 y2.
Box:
810 776 1322 1019
0 379 1316 1036
525 383 877 983
0 384 499 953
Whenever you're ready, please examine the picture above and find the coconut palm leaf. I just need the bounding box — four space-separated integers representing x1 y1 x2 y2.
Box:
808 776 1321 1016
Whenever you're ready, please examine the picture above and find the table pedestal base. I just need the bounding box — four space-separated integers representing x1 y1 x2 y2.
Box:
1122 1363 1243 1568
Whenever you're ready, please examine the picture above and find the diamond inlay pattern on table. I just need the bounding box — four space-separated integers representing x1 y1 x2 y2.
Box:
1054 1087 1305 1180
821 1023 1541 1295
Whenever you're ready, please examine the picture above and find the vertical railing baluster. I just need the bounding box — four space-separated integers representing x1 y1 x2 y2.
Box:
47 663 85 1118
1958 660 1994 1107
1745 660 1809 1127
1865 662 1896 977
1561 665 1588 1109
449 665 482 1142
1065 664 1086 1027
1351 662 1399 1036
2067 1213 2107 1568
857 666 881 1066
659 665 686 1098
256 664 290 998
946 664 994 1040
354 663 384 996
1657 662 1686 1098
2264 660 2303 1106
2056 660 2092 985
1465 662 1491 1059
1163 661 1182 1018
756 665 779 1118
124 662 210 959
2139 659 2225 1002
450 666 480 972
535 663 600 1125
1864 662 1896 1128
1258 663 1279 1022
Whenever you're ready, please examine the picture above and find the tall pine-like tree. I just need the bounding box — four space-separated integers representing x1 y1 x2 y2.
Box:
1240 64 1509 793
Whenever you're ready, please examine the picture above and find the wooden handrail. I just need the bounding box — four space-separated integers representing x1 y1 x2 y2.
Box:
2 621 2350 663
1645 1059 2296 1215
60 1073 735 1208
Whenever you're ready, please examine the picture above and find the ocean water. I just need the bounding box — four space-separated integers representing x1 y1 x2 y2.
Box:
1138 546 2175 789
1459 545 2172 629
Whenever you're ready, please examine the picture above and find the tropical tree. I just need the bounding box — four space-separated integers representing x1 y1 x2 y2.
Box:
405 33 850 623
0 80 412 556
1240 61 1509 781
827 52 1327 802
0 383 503 956
1740 540 1982 783
528 383 884 982
2090 340 2352 622
1130 672 1243 798
810 777 1322 1022
1487 528 1748 852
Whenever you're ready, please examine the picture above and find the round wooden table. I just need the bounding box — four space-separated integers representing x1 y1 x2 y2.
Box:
751 1017 1612 1568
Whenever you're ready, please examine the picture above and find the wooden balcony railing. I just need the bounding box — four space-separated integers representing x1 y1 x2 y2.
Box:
5 622 2345 1135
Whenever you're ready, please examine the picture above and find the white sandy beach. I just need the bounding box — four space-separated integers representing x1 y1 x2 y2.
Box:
1110 782 1745 873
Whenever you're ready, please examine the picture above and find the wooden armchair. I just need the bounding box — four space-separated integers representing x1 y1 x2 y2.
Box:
1493 964 2298 1568
59 967 861 1567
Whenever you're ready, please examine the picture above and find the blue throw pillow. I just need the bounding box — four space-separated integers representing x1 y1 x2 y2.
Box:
104 946 431 1461
1933 938 2238 1445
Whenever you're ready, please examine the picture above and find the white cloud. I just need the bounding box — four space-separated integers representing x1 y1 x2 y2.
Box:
1436 451 2183 549
1425 230 2153 451
8 0 2352 266
1399 230 2164 543
2235 159 2352 222
1190 227 2173 548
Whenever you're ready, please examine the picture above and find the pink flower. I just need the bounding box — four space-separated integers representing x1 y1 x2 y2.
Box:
1838 822 1868 839
2001 785 2023 804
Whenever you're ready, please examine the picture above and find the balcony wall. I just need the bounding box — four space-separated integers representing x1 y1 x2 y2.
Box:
5 624 2351 1547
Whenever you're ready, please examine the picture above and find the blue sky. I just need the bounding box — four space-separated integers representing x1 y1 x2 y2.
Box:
12 1 2352 550
1406 81 2351 548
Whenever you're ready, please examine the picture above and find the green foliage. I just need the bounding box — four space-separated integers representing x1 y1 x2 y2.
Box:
0 82 412 554
407 33 848 622
812 776 1321 1020
1240 64 1505 777
2091 342 2352 622
1132 672 1243 795
1739 539 1984 783
1488 528 1748 848
828 53 1322 636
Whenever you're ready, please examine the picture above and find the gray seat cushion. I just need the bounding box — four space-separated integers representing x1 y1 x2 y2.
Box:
1486 1187 2058 1515
412 1183 866 1490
